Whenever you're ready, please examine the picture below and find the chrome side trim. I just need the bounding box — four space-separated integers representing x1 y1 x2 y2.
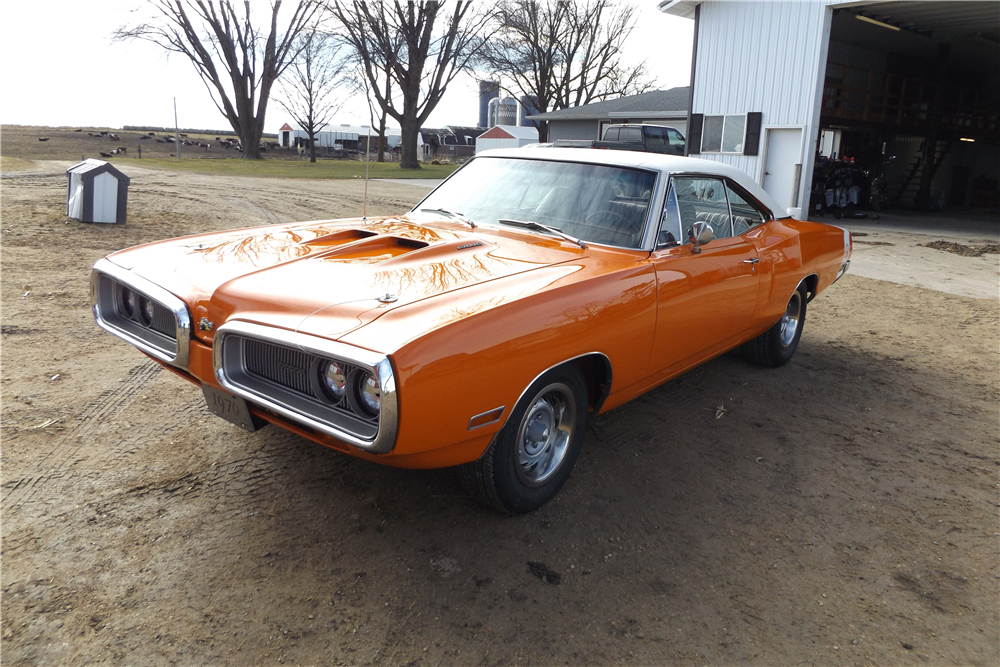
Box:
90 258 192 369
212 321 398 454
468 406 505 431
500 352 614 432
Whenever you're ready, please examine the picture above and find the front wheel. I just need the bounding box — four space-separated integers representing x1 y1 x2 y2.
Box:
457 364 588 514
742 285 807 367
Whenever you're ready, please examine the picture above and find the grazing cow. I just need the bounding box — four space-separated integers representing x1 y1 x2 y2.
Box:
140 135 150 140
116 146 127 155
74 129 82 132
38 137 49 142
99 131 108 136
179 133 188 138
89 132 100 137
108 133 120 141
100 152 113 158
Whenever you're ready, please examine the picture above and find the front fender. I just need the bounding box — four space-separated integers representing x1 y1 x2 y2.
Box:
340 260 657 463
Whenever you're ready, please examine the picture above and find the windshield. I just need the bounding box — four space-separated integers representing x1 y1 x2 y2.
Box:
414 156 657 249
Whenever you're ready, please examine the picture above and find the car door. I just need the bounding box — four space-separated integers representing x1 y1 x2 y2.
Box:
645 176 761 376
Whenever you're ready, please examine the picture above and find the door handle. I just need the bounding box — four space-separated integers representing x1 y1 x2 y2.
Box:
743 258 760 264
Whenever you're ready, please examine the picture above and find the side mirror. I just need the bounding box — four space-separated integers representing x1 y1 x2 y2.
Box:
687 221 714 253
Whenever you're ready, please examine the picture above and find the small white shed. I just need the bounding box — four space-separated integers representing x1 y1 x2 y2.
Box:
475 125 539 154
66 159 130 223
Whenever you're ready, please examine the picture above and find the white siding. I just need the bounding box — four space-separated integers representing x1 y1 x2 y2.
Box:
92 172 119 223
476 138 534 153
692 1 833 216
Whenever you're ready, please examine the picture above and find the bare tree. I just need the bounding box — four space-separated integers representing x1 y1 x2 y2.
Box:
343 36 402 162
277 31 348 162
115 1 322 159
481 0 655 142
330 1 490 169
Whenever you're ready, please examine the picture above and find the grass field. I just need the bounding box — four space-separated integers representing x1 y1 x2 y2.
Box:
1 125 460 179
0 156 34 171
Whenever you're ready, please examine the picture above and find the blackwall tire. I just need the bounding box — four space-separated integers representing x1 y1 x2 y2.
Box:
457 364 588 514
742 285 807 368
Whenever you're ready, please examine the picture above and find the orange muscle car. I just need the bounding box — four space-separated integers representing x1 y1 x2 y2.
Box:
92 148 851 513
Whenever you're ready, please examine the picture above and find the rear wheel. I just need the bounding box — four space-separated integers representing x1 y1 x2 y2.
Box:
742 285 807 367
458 364 587 514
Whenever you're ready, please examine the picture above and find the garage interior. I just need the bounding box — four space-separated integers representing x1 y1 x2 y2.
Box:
817 1 999 220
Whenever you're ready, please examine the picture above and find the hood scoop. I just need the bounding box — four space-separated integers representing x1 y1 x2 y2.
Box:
318 235 431 265
305 228 378 246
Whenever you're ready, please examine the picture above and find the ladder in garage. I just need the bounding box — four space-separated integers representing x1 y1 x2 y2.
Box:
895 139 951 209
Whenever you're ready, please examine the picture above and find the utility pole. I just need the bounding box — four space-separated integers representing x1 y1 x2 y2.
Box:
174 98 181 159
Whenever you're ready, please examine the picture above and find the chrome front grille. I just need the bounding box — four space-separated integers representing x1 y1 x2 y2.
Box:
213 322 398 454
150 303 177 337
244 338 312 394
91 259 192 368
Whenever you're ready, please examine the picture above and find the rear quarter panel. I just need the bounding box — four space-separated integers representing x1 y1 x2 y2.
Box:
750 218 845 331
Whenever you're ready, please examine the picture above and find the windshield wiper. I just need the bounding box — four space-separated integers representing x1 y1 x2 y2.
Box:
419 208 476 229
497 219 587 249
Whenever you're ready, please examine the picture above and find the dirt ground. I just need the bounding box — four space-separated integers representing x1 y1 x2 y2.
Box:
2 157 998 666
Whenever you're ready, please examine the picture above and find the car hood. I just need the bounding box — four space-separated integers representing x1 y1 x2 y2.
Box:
107 215 584 346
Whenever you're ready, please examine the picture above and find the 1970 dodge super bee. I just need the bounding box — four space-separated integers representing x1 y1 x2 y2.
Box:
92 148 851 513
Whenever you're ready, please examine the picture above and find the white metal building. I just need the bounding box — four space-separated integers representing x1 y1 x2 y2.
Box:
661 0 999 218
279 123 423 152
475 125 540 153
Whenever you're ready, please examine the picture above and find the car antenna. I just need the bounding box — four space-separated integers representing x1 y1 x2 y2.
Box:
363 125 370 222
362 76 375 224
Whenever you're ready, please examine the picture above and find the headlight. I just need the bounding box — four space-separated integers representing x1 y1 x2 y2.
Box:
140 296 155 326
321 360 346 401
358 371 381 416
121 286 138 318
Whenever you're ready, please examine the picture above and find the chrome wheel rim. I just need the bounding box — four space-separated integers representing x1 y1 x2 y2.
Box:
515 382 575 487
778 292 802 349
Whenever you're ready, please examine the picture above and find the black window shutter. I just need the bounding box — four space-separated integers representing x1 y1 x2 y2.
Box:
744 112 763 156
687 113 703 155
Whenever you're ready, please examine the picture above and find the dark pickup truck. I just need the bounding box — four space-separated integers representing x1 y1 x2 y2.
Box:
552 124 685 155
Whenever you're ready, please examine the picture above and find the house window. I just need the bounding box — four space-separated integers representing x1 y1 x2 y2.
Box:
702 114 746 153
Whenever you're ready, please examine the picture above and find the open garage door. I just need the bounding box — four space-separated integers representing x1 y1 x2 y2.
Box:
816 1 999 217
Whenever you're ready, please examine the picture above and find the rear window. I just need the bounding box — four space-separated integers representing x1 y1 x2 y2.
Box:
621 127 642 143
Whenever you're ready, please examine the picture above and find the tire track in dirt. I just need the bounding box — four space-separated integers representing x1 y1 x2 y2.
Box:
1 360 162 516
221 197 285 224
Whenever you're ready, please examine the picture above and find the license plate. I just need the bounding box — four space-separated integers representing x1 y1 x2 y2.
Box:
202 384 262 433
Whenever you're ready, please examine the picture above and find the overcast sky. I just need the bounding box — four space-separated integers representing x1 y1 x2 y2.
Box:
0 1 693 134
